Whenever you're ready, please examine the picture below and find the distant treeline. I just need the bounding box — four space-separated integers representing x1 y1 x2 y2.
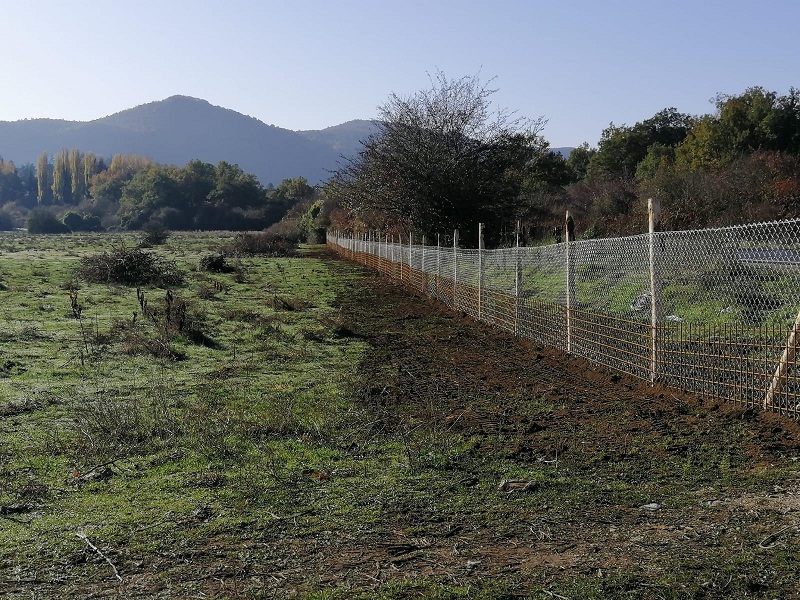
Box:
0 151 317 234
3 85 799 240
323 84 800 244
550 86 800 237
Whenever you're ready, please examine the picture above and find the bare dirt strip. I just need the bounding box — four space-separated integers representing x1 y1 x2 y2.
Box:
308 249 800 598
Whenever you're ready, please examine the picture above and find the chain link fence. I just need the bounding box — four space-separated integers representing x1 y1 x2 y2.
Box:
328 217 800 418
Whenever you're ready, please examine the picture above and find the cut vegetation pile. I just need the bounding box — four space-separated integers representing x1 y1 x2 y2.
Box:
77 244 185 286
0 233 798 599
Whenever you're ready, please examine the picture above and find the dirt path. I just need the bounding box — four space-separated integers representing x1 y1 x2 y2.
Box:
314 250 800 598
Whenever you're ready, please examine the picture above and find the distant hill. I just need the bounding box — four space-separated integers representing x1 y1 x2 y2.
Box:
552 147 574 159
298 119 378 159
0 96 355 186
0 97 574 185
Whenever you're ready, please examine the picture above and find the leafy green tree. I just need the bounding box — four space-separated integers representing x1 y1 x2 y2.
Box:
765 88 800 153
587 108 694 179
118 165 180 228
525 150 574 190
206 161 264 209
61 211 84 231
0 209 14 230
27 208 70 233
175 159 215 212
635 143 675 180
677 87 800 170
90 154 152 204
61 211 102 232
82 152 100 196
0 158 23 205
565 143 595 181
266 176 316 226
515 150 574 236
274 177 314 205
15 162 38 207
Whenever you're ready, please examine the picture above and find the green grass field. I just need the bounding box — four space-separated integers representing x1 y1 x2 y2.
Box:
1 231 799 599
0 232 379 596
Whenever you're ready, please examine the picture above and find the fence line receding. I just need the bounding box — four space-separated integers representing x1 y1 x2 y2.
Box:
327 215 800 418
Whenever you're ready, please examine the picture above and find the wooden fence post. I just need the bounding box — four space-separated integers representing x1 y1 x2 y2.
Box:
408 232 413 285
421 235 427 294
565 211 575 353
648 198 662 384
436 233 441 300
765 309 800 409
453 229 459 310
478 223 485 321
515 220 521 337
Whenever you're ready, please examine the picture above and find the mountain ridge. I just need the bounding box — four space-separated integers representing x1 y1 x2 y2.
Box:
0 96 573 185
0 96 360 185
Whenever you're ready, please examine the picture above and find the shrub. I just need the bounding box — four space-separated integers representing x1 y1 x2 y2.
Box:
265 219 306 244
61 211 103 232
27 209 70 234
199 253 233 273
140 219 169 246
71 380 183 460
224 232 295 257
77 244 185 286
0 210 15 231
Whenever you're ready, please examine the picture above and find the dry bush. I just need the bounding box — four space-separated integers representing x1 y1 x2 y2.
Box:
71 380 183 460
195 284 218 300
111 319 186 361
198 253 234 273
139 220 170 247
133 289 218 349
272 294 314 311
77 244 185 287
195 278 228 300
224 232 295 257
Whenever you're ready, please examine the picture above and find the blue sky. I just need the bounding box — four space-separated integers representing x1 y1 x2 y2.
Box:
1 0 797 148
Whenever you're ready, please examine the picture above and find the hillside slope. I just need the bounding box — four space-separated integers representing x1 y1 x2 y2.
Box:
0 96 347 185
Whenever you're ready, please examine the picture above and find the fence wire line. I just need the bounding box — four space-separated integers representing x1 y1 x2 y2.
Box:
328 218 800 418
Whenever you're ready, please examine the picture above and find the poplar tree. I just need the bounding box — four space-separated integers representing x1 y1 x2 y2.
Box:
37 152 52 204
69 148 84 201
52 149 71 204
83 152 99 194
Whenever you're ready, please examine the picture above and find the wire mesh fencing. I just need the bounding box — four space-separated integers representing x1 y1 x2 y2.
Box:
327 217 800 418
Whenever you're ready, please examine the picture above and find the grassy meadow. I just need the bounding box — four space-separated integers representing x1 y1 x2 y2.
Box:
1 231 799 599
0 231 376 596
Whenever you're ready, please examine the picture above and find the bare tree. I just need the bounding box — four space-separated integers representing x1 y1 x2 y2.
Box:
331 71 546 244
